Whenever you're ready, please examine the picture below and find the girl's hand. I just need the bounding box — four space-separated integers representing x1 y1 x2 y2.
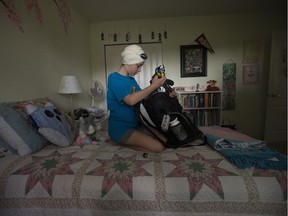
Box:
151 75 166 88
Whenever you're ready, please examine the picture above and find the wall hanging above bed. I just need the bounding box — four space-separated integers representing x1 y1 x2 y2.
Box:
1 0 72 33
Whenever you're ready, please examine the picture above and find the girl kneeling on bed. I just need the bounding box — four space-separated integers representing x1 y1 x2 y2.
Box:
107 44 167 153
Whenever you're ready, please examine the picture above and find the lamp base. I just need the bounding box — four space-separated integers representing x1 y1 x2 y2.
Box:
69 94 75 119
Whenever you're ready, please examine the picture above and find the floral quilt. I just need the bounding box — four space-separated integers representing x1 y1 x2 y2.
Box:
0 143 286 216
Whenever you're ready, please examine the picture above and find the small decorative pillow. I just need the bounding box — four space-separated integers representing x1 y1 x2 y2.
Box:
26 102 73 147
0 105 47 155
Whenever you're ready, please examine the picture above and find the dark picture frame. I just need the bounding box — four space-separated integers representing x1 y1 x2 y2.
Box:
180 45 207 77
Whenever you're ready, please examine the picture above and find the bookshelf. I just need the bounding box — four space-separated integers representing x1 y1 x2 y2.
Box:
176 91 222 126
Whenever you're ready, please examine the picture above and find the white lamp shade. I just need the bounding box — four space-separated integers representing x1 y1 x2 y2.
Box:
58 75 83 94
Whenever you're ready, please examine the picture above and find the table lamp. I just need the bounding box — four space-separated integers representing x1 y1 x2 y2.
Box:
58 75 82 117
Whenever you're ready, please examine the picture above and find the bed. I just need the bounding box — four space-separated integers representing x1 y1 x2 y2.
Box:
0 98 286 216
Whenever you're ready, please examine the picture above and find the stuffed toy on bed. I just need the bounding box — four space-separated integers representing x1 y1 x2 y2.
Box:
75 114 98 146
26 102 73 147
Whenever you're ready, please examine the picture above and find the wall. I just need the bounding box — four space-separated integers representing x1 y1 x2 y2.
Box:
90 12 286 139
0 0 91 111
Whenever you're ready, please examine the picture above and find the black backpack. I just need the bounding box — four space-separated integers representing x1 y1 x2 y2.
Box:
136 67 206 148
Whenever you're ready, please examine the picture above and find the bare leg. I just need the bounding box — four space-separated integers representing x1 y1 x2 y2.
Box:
125 130 165 153
143 125 167 143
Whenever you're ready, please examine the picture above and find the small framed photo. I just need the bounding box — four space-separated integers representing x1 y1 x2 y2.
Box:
243 64 259 84
180 45 207 77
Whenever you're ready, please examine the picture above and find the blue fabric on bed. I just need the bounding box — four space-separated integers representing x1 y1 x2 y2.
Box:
204 131 287 170
219 147 287 170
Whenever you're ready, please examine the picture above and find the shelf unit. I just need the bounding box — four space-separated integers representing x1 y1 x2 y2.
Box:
176 91 222 126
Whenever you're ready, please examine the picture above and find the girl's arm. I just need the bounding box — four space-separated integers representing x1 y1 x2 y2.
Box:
123 76 166 105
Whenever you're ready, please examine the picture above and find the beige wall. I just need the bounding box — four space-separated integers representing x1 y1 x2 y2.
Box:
90 12 286 139
0 0 92 111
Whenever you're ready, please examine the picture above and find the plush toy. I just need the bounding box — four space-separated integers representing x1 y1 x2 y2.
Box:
205 80 220 91
74 108 89 120
75 114 98 146
26 102 72 147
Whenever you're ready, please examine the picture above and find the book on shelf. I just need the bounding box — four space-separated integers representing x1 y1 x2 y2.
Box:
189 95 195 108
186 109 219 126
204 93 209 107
181 93 219 108
199 94 204 107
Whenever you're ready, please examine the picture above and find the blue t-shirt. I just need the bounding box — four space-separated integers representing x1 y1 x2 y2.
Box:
107 72 141 142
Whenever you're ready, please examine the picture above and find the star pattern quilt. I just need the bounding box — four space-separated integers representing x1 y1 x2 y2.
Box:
0 142 286 216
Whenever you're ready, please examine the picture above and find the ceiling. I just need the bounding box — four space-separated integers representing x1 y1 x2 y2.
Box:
70 0 286 23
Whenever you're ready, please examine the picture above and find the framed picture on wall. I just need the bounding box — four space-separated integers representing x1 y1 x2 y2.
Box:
243 63 259 84
180 45 207 77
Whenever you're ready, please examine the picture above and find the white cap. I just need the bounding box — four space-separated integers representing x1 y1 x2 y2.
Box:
121 44 147 64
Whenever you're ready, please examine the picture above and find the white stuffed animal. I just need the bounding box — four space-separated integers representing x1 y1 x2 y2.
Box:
75 114 98 145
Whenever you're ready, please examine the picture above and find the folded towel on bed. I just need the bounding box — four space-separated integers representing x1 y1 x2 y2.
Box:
200 127 287 170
